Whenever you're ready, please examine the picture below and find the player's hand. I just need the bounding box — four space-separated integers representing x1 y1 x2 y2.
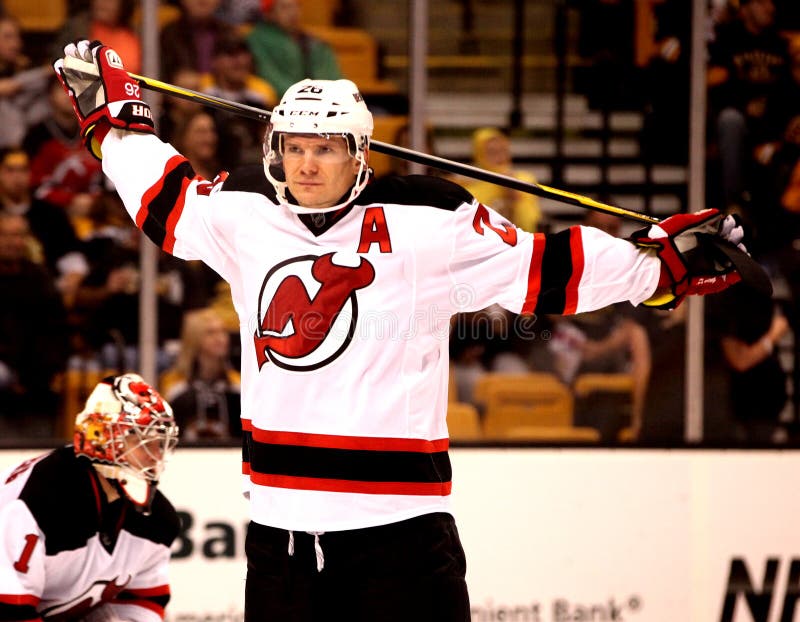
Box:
631 209 746 309
53 40 154 159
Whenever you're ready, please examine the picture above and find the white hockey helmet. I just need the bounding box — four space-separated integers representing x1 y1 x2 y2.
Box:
263 78 374 213
74 374 178 510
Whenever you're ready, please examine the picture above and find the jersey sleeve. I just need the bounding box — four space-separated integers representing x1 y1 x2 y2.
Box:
100 130 240 282
446 201 661 315
0 501 46 622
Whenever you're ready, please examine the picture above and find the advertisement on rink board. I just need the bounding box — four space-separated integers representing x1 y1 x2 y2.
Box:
2 448 800 621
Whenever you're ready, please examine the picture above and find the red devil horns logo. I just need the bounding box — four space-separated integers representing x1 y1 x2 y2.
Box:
254 253 375 371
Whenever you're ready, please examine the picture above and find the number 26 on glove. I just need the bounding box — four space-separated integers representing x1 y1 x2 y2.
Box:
53 40 154 159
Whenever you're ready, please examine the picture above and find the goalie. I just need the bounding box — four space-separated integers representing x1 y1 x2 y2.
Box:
54 40 747 621
0 374 180 622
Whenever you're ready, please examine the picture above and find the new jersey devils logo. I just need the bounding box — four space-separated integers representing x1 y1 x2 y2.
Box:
254 252 375 371
40 575 132 620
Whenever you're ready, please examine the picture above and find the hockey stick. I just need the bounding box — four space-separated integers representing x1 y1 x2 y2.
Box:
129 72 660 225
128 72 772 296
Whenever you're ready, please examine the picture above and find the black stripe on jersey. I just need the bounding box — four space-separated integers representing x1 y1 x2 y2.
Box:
140 160 196 248
117 589 170 609
220 164 277 199
356 174 473 211
0 602 38 621
242 428 252 466
249 441 452 484
534 228 574 314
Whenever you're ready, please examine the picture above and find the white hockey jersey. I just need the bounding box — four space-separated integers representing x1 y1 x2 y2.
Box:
0 447 179 622
102 131 660 532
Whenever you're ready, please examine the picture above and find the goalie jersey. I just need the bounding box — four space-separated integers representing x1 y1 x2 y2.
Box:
0 447 179 622
102 131 660 532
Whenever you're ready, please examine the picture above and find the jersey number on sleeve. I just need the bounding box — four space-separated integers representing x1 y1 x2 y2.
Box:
472 204 517 246
13 534 39 574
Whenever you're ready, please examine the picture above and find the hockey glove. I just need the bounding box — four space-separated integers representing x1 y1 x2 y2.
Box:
630 209 746 309
53 40 154 160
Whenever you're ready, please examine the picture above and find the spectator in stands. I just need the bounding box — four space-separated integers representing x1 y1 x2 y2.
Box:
52 0 142 74
641 0 691 164
159 0 234 82
0 213 69 437
72 193 183 372
173 109 223 181
548 307 651 441
0 15 50 149
462 127 541 232
246 0 342 98
749 39 800 257
0 147 88 304
22 77 104 224
449 304 552 407
200 32 276 167
158 67 204 143
633 303 686 443
715 282 790 443
708 0 790 214
217 0 262 25
160 307 242 441
575 0 638 110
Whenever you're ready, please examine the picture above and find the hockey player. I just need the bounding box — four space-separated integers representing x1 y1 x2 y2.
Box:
55 41 744 621
0 373 180 622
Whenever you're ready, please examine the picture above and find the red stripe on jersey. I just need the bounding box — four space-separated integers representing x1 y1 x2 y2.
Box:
249 473 452 496
241 418 252 431
242 461 251 474
0 593 40 606
563 226 585 315
522 233 546 314
250 427 449 453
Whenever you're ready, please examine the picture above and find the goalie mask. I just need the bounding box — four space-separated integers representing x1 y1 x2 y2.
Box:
74 374 179 511
263 78 373 213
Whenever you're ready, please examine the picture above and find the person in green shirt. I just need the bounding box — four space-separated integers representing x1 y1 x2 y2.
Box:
246 0 342 98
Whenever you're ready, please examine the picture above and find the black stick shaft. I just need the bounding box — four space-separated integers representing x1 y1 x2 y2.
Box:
130 72 661 226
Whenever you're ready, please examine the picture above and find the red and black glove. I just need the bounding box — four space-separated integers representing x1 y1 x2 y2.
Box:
630 209 749 309
53 40 154 159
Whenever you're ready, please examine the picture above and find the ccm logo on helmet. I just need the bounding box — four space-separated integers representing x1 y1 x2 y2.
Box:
104 49 123 69
253 253 375 371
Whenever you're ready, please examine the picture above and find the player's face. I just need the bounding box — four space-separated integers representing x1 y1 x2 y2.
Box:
281 135 360 210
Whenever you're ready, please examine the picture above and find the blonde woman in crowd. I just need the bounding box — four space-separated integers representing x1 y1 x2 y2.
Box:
161 307 241 441
463 127 542 232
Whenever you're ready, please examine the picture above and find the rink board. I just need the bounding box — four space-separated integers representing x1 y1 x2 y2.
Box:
1 447 798 622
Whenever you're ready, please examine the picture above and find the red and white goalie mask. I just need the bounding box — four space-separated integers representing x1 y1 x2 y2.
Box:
74 374 179 510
